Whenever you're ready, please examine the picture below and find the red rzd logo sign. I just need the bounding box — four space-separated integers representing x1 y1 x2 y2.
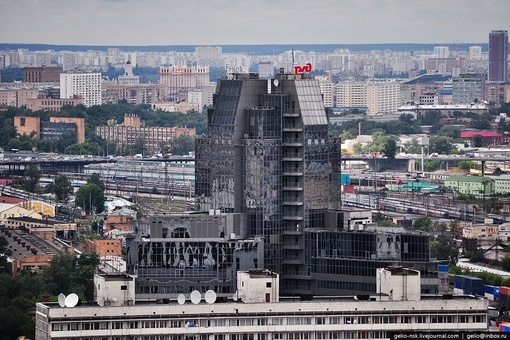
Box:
293 63 312 75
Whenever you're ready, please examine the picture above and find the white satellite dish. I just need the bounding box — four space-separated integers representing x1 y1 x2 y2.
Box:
177 294 185 305
232 291 238 301
204 290 217 304
58 293 66 308
273 79 279 87
65 293 79 308
190 290 201 305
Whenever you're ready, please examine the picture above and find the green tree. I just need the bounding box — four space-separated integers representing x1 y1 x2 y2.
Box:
87 172 105 191
54 132 78 153
382 138 398 160
438 125 461 139
431 235 458 266
47 175 74 201
43 253 76 295
502 255 510 272
429 135 454 154
412 216 432 231
0 236 12 274
403 139 421 154
76 184 104 214
466 251 485 263
164 134 195 156
42 252 99 301
23 164 40 192
340 130 353 142
473 134 483 148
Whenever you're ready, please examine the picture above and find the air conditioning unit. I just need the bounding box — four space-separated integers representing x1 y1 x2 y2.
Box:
127 299 134 306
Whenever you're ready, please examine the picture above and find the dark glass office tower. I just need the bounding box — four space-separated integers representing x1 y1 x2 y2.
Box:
489 30 508 82
195 70 342 295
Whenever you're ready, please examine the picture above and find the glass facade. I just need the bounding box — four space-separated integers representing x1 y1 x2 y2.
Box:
193 71 437 297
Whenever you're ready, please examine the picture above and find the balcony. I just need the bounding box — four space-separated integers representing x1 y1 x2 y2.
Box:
282 153 303 162
283 124 303 132
283 111 300 118
282 199 303 206
282 272 313 280
282 255 304 264
283 182 303 191
282 214 304 221
283 168 304 176
283 138 303 146
282 241 304 250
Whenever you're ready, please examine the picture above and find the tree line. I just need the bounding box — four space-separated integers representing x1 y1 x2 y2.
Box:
0 102 206 156
0 249 99 340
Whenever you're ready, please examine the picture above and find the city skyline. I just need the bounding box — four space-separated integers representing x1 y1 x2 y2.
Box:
1 0 508 46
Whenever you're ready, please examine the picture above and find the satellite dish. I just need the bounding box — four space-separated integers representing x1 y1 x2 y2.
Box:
190 290 201 305
273 79 279 87
177 294 185 305
232 291 238 301
58 293 66 308
65 293 79 308
204 290 217 304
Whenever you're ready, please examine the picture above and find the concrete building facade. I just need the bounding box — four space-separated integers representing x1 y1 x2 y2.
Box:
60 71 102 107
452 73 486 104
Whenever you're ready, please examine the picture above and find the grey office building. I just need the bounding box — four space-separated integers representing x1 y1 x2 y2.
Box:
126 69 437 299
195 70 342 295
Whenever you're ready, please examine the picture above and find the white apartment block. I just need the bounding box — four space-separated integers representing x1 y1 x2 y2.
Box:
336 80 400 114
336 81 367 108
316 76 335 108
367 80 401 115
433 46 450 59
187 90 203 109
469 46 483 61
60 72 102 107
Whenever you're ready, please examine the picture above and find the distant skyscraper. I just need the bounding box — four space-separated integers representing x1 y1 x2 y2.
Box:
433 46 450 59
257 61 274 79
489 30 508 82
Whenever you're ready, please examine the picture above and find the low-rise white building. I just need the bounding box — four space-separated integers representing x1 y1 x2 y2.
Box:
35 267 490 339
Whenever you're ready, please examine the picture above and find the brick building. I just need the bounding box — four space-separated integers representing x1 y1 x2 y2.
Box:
23 66 62 83
95 114 196 153
14 116 85 144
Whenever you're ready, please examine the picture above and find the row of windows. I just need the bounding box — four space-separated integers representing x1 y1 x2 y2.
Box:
50 334 386 340
51 314 486 332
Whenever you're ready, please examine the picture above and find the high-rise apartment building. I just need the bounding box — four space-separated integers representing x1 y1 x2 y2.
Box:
452 73 485 104
158 66 210 101
433 46 450 59
257 61 274 79
489 30 508 82
336 80 401 114
60 72 102 107
469 46 482 61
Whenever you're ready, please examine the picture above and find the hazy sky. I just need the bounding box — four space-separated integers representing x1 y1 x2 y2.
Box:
1 0 508 46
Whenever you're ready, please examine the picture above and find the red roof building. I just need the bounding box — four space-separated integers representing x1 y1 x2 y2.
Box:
460 130 503 147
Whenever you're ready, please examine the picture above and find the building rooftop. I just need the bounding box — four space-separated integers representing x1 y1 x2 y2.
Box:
446 175 492 183
461 131 503 138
